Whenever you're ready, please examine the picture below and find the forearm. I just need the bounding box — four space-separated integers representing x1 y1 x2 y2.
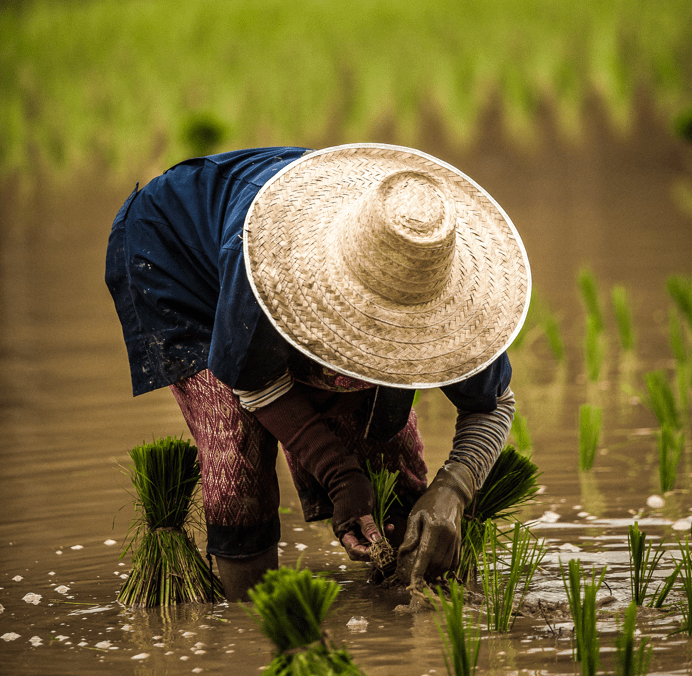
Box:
241 376 374 535
434 387 515 499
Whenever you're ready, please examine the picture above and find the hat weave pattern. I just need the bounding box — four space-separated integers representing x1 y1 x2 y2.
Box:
244 144 530 388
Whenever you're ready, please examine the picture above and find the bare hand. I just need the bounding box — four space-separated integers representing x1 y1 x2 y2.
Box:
340 515 384 561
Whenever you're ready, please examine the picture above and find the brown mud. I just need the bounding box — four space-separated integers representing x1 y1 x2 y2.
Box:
1 100 692 674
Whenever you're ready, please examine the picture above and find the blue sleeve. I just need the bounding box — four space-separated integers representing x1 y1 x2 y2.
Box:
440 353 512 412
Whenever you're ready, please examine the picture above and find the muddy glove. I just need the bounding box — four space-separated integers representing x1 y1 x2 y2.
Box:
396 462 474 587
252 383 375 542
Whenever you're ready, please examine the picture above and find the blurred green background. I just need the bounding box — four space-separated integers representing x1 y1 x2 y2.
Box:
2 0 691 178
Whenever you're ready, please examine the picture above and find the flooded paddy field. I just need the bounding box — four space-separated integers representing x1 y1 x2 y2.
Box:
1 105 692 674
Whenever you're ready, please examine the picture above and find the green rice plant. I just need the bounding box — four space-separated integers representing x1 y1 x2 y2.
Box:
430 580 481 676
4 1 692 176
509 290 563 361
578 269 604 333
366 459 401 577
560 559 606 673
612 285 635 352
648 561 680 609
578 404 602 471
478 521 546 633
510 409 532 454
674 536 692 637
542 311 565 361
645 370 681 430
366 458 401 534
669 307 689 365
627 522 667 606
457 446 540 582
669 308 691 417
658 424 685 493
247 564 365 675
667 275 692 330
584 315 604 381
614 600 653 676
118 436 224 607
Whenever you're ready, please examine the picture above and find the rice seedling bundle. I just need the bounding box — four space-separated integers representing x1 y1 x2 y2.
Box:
365 459 401 578
669 308 689 365
627 522 666 606
542 311 565 361
457 446 540 582
614 600 652 676
509 290 563 360
584 315 604 382
479 521 546 632
510 409 532 454
674 536 692 636
578 404 602 471
667 275 692 330
430 580 481 676
612 285 635 352
118 436 224 607
644 370 681 430
578 269 604 333
248 565 365 675
560 559 605 673
657 424 685 493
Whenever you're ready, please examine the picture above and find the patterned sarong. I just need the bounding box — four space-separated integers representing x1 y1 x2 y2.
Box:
170 368 427 558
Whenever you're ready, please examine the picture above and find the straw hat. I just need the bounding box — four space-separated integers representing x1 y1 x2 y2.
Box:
244 143 531 388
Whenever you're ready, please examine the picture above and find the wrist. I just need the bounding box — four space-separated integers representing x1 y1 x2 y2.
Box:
429 463 476 505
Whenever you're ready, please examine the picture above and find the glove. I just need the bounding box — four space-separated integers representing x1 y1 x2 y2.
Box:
252 382 374 539
396 462 474 587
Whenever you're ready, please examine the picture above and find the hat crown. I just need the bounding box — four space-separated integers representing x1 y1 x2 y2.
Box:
340 171 457 305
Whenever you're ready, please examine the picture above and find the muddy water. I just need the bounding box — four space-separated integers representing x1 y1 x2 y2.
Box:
1 106 692 675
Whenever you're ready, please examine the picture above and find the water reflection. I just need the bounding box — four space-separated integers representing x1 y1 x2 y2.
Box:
0 106 691 674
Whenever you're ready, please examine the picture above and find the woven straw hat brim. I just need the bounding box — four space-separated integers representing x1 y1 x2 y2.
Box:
244 143 531 388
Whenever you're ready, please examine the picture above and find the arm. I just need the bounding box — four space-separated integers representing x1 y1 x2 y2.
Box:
239 375 381 558
396 387 515 587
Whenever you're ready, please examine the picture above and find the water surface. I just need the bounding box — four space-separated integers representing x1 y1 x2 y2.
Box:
1 107 691 674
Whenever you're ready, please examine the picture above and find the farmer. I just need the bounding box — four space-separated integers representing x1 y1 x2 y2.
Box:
105 144 530 601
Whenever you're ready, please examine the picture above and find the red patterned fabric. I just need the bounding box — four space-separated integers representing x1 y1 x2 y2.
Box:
170 369 427 555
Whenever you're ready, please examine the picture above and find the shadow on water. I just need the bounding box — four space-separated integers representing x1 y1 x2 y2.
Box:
1 101 691 674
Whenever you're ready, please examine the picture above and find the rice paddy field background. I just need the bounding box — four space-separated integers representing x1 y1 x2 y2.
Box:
1 1 692 674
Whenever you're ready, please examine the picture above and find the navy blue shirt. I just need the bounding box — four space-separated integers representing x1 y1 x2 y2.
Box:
105 147 511 436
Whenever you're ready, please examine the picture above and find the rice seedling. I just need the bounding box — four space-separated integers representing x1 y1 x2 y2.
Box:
669 307 689 365
366 458 401 534
627 522 667 606
560 559 606 673
667 275 692 329
247 564 365 675
456 446 540 582
614 600 653 676
118 436 224 607
584 315 604 381
668 309 691 417
509 290 564 361
430 580 481 676
673 536 692 637
478 521 546 633
5 1 690 176
366 459 401 577
644 370 681 430
542 311 565 361
510 408 532 454
578 269 604 333
612 285 635 352
648 561 680 609
658 424 685 493
578 404 602 471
